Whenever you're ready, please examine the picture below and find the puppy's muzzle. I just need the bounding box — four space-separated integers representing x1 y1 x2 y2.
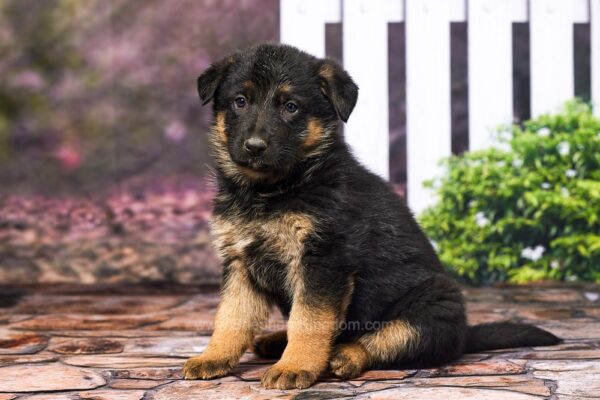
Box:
244 137 268 157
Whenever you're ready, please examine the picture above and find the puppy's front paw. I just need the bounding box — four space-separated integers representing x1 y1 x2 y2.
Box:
183 356 233 380
261 362 318 389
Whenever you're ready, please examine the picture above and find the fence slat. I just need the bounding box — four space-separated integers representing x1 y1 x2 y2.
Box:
593 0 600 116
509 0 528 22
530 0 575 117
343 0 394 180
468 0 513 150
280 0 341 58
573 0 590 23
406 0 452 212
449 0 466 22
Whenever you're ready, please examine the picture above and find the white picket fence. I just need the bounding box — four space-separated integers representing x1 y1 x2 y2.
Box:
280 0 600 213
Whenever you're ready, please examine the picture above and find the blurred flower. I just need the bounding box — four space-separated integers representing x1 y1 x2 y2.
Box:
565 169 577 178
496 161 506 167
55 143 83 171
52 74 84 99
561 187 569 197
498 128 512 141
585 292 600 301
512 158 523 168
495 141 511 152
537 127 551 137
521 245 545 261
541 182 551 189
567 274 578 282
12 71 45 91
557 141 570 156
550 260 560 269
164 120 187 143
475 212 489 227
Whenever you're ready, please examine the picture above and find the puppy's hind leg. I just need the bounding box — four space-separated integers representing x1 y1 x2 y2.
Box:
252 330 287 359
330 275 468 379
329 320 419 379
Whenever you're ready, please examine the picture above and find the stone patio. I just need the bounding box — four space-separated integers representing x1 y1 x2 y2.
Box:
0 284 599 399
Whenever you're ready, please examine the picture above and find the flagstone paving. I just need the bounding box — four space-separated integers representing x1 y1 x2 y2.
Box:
0 284 599 399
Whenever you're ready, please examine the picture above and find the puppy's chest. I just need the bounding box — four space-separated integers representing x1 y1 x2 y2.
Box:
211 212 314 293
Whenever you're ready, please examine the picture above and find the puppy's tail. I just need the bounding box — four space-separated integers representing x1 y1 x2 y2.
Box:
464 322 561 353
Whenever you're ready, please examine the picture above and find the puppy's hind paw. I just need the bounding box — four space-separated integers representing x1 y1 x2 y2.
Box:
329 343 369 380
252 330 287 359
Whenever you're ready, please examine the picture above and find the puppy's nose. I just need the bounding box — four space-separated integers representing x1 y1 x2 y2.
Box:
244 138 267 156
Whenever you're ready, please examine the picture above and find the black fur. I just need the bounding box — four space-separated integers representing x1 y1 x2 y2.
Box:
199 43 561 371
465 322 562 353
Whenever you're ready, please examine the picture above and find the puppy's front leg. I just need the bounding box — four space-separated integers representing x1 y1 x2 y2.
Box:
183 261 270 380
261 298 337 389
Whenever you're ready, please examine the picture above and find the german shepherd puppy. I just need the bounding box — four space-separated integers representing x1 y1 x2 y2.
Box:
183 43 560 389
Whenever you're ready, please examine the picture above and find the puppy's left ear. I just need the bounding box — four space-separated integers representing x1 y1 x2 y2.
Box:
197 57 233 105
317 60 359 122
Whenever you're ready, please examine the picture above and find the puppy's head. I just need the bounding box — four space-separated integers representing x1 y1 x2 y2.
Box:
197 44 358 185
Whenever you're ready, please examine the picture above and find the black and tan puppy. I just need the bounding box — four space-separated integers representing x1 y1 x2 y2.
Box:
183 43 560 389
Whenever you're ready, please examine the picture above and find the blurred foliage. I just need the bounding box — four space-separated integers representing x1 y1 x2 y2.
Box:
0 0 277 195
420 101 600 284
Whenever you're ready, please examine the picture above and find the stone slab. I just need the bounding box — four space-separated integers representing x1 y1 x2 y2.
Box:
0 333 48 355
0 364 105 392
49 338 124 354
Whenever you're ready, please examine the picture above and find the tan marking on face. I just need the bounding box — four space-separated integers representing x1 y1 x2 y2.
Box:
304 118 325 149
278 83 294 94
212 111 228 144
208 111 279 185
208 112 246 184
243 80 255 90
358 320 420 364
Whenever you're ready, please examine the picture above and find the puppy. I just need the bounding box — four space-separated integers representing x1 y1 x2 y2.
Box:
183 43 560 389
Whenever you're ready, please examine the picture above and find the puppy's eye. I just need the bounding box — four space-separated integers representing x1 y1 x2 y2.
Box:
284 101 298 113
234 96 246 109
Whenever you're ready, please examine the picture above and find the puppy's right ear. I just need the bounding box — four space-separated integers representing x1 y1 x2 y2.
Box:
197 57 233 105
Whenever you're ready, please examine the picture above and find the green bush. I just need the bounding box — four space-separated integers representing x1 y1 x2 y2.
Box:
420 101 600 284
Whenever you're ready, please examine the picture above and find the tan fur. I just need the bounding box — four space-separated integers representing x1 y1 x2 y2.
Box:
303 118 324 149
329 342 371 378
208 112 277 184
359 320 420 364
282 302 337 369
261 302 338 389
211 210 329 389
213 111 227 144
243 80 255 90
183 260 270 379
278 82 294 94
212 212 315 297
318 63 335 80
